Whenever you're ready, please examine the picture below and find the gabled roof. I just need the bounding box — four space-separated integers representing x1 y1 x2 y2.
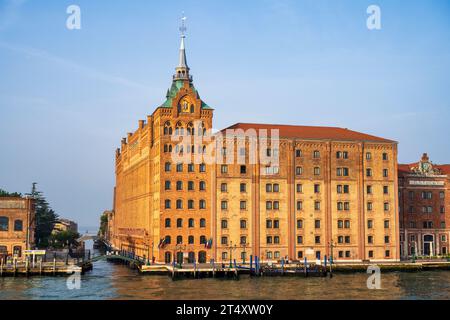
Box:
159 80 212 110
222 123 395 143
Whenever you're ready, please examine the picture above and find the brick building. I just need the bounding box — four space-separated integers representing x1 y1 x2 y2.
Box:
399 153 450 258
0 196 35 258
110 27 400 263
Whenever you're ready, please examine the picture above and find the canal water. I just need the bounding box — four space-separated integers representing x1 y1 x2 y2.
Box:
0 259 449 300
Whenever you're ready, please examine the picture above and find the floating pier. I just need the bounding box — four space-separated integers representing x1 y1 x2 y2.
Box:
0 259 91 277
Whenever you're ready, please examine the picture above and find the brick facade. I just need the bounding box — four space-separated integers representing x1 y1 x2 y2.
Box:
399 153 450 257
0 196 35 258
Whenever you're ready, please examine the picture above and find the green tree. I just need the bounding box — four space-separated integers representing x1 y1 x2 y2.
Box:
50 230 80 249
29 183 59 248
0 188 22 197
98 212 108 238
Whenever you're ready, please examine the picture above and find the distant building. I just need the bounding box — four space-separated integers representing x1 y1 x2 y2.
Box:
0 196 35 258
52 218 78 234
110 25 400 264
399 153 450 257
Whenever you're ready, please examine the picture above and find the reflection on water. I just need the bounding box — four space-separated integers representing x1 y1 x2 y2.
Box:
1 259 449 300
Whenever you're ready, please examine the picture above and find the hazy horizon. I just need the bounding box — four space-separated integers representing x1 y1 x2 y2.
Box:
1 0 450 226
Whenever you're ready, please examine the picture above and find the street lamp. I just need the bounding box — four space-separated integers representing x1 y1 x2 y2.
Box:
175 243 186 268
228 241 237 268
242 242 247 264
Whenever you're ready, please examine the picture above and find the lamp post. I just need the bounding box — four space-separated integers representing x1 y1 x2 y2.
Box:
328 240 335 264
242 242 247 264
228 241 237 268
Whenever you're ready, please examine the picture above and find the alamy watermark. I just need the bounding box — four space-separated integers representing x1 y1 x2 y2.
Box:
66 5 81 30
367 5 381 30
165 120 280 175
366 265 381 289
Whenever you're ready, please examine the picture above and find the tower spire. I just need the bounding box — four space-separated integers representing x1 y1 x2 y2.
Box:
174 13 191 81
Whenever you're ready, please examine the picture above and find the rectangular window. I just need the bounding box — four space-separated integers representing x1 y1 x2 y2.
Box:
240 183 247 193
296 201 303 211
296 184 303 193
314 184 320 194
366 152 372 160
240 201 247 210
383 169 388 177
382 153 388 161
221 183 227 192
221 165 228 174
297 219 303 229
367 220 373 229
314 201 321 211
315 220 321 229
314 167 320 175
296 166 303 176
367 185 372 194
273 184 279 192
266 184 272 193
296 150 302 157
297 236 303 244
240 165 247 174
221 201 228 210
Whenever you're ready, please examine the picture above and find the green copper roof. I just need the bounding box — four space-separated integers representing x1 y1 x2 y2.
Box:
159 79 212 110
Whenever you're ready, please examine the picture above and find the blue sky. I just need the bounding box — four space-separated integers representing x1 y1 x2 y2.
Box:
1 0 449 228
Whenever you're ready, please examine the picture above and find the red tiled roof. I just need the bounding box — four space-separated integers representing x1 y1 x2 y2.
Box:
222 123 395 143
436 165 450 174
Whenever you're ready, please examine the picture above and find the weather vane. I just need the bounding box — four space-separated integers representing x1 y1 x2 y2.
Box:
179 12 187 36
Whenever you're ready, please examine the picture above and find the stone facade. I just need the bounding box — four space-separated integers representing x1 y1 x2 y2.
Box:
0 196 35 258
109 33 400 263
399 153 450 257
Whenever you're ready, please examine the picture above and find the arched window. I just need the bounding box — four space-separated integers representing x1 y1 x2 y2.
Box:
177 218 183 228
176 181 183 191
197 122 205 136
165 251 172 263
0 217 9 231
13 246 21 257
14 220 23 232
200 218 206 228
177 235 183 244
165 218 171 228
165 162 171 172
187 122 194 136
175 121 184 136
164 235 171 244
164 121 172 135
200 236 207 244
165 200 171 209
199 181 206 191
176 199 183 209
188 237 194 245
188 218 194 228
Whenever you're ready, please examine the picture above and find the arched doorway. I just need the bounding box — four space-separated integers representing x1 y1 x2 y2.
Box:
188 252 195 263
423 235 434 256
164 251 172 264
198 251 206 263
176 252 184 264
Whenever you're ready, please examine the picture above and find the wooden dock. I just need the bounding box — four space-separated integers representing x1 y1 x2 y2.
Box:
0 260 91 277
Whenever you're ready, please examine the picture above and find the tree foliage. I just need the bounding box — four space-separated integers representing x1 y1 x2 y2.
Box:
29 183 59 248
0 188 22 197
98 213 108 238
49 230 80 249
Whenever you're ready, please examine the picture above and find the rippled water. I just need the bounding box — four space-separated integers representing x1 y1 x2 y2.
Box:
1 259 449 300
